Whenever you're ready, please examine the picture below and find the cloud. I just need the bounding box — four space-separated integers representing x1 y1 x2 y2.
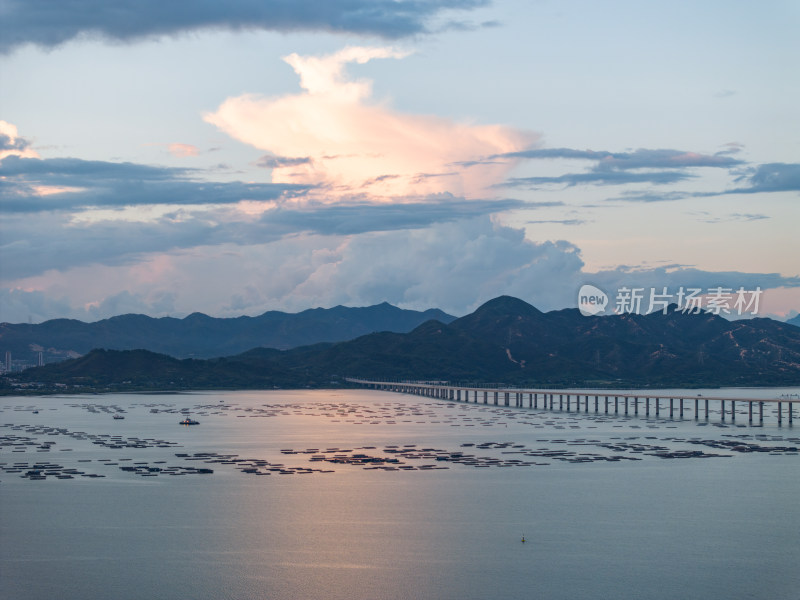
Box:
727 163 800 194
1 189 542 280
493 147 744 190
260 196 540 236
205 45 536 200
167 143 200 157
0 0 489 54
257 155 313 169
494 147 744 170
527 218 588 226
605 162 800 202
502 170 692 189
0 121 39 160
1 216 587 321
0 155 309 213
690 211 770 224
5 213 798 324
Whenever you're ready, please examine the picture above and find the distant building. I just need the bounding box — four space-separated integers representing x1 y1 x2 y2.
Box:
4 351 10 372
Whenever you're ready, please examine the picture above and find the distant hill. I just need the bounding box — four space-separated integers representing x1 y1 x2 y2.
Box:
9 296 800 392
787 314 800 328
0 303 455 363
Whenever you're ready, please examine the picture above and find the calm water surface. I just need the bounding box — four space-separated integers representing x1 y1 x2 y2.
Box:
2 388 799 600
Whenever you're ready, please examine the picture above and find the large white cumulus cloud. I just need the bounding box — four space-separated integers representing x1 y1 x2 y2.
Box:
205 46 536 200
1 217 583 322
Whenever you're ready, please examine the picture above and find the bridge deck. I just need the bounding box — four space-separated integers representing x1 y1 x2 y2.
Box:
346 378 799 425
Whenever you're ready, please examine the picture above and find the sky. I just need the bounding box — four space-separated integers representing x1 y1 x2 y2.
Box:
1 0 799 323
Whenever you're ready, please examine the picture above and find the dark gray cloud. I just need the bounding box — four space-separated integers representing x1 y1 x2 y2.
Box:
527 218 588 226
494 147 743 170
692 211 769 224
493 147 743 190
256 155 312 169
0 190 544 279
0 133 31 152
0 0 488 53
606 162 800 202
728 163 800 194
501 170 691 189
261 197 542 236
606 190 690 203
0 155 309 212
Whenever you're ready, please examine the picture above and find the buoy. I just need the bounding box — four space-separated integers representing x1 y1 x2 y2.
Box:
521 536 526 543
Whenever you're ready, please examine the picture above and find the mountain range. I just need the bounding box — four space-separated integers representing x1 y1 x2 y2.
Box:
0 303 455 363
7 296 800 392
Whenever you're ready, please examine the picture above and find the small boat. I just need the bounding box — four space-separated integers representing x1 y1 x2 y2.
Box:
179 417 200 425
113 414 125 420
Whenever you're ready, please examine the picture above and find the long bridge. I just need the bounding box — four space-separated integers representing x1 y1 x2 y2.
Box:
346 378 799 426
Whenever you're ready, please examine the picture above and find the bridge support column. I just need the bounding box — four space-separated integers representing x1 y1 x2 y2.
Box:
494 391 499 406
656 398 660 417
705 399 709 419
778 402 782 425
694 398 699 419
731 400 735 421
789 403 793 424
614 396 619 414
749 401 753 423
680 398 684 418
759 401 763 422
670 398 674 418
559 394 563 411
721 400 726 421
646 397 650 416
484 391 488 404
605 396 609 413
595 395 599 412
634 397 638 415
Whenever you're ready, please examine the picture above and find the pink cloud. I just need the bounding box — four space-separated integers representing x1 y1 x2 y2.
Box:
168 143 200 157
205 46 537 202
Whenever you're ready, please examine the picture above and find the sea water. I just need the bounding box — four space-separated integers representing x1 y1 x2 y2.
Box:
1 388 799 600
